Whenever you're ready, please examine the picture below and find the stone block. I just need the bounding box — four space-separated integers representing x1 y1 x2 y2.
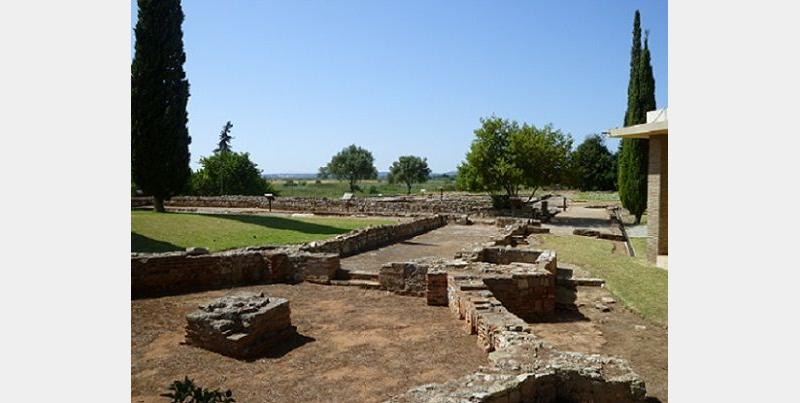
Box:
185 292 296 359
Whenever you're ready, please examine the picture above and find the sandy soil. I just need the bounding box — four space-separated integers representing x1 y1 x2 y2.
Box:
340 224 502 273
534 285 668 402
132 283 487 403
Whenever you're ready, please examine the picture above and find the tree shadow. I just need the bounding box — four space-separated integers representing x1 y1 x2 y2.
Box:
207 214 357 236
131 232 183 253
548 216 611 229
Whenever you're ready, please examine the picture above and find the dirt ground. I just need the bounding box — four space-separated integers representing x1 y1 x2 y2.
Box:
132 283 487 403
535 284 668 402
340 224 502 273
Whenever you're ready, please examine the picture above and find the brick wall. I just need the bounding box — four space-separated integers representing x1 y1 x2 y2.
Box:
647 135 668 262
131 250 273 298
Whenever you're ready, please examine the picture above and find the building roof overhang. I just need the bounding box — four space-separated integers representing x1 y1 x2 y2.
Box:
608 120 668 139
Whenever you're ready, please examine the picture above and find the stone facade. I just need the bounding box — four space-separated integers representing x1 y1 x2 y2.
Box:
648 135 668 262
184 292 296 359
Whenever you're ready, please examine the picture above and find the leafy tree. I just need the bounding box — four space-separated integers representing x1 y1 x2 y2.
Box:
190 152 273 196
456 117 572 200
570 134 617 191
618 10 656 224
321 145 378 192
388 156 432 194
508 123 573 199
456 117 522 197
214 121 234 154
317 166 329 180
162 377 235 403
131 0 192 212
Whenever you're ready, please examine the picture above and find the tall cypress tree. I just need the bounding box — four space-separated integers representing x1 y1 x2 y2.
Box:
132 0 191 212
618 10 654 225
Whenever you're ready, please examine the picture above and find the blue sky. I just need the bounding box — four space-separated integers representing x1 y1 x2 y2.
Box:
131 1 667 174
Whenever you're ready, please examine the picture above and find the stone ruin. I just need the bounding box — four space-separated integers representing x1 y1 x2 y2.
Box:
136 216 648 401
184 292 296 359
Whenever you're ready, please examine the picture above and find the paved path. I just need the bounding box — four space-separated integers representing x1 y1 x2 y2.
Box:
340 224 502 273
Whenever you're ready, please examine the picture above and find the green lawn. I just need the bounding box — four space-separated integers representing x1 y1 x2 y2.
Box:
131 211 395 253
271 178 457 198
569 191 621 203
538 234 667 326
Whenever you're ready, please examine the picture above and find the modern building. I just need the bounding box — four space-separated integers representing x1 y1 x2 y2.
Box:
609 108 668 268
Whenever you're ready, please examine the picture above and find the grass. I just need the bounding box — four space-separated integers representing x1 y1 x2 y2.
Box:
270 178 457 198
538 234 667 326
629 237 648 257
131 211 395 253
569 191 621 203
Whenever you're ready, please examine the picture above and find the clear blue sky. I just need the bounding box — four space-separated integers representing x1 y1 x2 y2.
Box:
131 1 667 174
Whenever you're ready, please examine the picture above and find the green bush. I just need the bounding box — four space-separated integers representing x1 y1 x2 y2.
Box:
368 185 379 194
161 377 235 403
490 194 511 209
283 179 296 187
189 152 270 196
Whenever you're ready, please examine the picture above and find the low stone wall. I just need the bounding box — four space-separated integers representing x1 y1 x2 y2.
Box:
387 268 646 403
131 247 339 298
301 215 447 257
132 195 493 216
132 217 444 297
131 249 274 298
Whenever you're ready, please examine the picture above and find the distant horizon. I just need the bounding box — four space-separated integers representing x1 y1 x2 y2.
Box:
131 1 667 174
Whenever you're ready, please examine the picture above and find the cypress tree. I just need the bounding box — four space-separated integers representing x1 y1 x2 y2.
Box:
131 0 192 212
618 10 654 225
214 121 234 154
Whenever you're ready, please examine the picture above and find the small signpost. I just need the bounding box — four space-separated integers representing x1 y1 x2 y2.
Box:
264 193 275 211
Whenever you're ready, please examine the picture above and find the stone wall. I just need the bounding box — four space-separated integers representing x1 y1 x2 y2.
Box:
131 247 340 298
387 267 646 403
133 195 493 216
132 217 444 297
301 215 447 257
131 249 274 298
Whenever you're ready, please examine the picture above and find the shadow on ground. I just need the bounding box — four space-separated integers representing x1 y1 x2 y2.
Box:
208 213 360 235
244 332 316 361
131 232 183 253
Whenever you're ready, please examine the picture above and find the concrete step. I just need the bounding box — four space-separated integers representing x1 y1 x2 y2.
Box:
335 268 380 281
330 279 382 290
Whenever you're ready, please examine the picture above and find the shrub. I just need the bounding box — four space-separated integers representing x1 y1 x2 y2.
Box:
490 194 511 209
368 185 379 194
161 377 235 403
283 179 296 187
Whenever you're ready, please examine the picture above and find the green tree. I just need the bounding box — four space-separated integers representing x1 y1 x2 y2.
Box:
509 123 573 199
570 134 617 191
618 9 655 224
456 117 522 197
388 156 432 194
456 117 572 200
190 152 273 196
131 0 192 212
321 145 378 192
214 121 234 154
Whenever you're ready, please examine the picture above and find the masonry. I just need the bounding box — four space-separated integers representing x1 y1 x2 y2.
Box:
648 134 668 262
131 215 446 298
